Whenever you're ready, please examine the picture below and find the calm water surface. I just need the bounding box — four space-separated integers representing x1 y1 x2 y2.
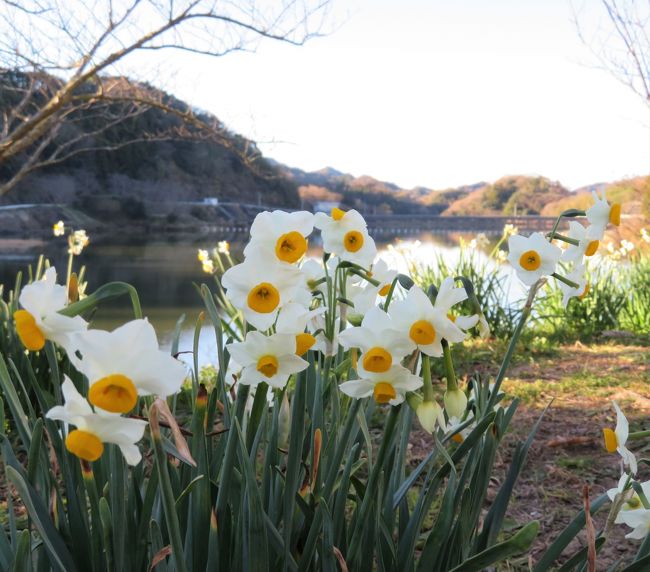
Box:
0 231 517 367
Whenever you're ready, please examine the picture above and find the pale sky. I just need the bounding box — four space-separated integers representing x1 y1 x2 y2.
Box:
145 0 650 190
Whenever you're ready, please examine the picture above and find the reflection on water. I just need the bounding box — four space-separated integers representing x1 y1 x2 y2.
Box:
0 231 501 367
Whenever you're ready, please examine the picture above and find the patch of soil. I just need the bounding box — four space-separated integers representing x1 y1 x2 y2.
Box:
408 344 650 570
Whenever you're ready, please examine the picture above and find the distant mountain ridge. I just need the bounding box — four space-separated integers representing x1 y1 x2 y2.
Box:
276 163 648 220
1 70 647 236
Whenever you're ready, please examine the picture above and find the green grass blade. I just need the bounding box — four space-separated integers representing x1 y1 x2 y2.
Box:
264 515 298 572
619 551 650 572
10 529 31 572
450 521 540 572
5 466 77 572
557 537 606 572
99 497 113 572
26 418 43 486
0 355 31 447
0 515 13 571
532 494 609 572
234 418 269 572
283 369 307 567
417 470 458 571
477 402 550 551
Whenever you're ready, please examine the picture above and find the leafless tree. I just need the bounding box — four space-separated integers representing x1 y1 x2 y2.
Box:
0 0 330 196
573 0 650 105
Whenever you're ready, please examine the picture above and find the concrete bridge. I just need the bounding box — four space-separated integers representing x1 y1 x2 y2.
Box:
193 214 570 238
363 214 564 236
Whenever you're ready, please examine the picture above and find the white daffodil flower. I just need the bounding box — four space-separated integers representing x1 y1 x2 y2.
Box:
344 258 400 319
620 509 650 540
244 210 314 265
561 221 601 263
389 285 467 357
477 313 490 338
338 307 415 373
557 263 589 308
13 267 88 352
369 258 399 298
436 277 480 335
68 229 89 256
46 377 147 465
314 208 377 268
339 363 422 406
222 254 309 330
301 258 327 295
276 302 325 356
447 412 475 443
52 220 65 237
507 232 562 286
67 319 187 414
586 191 621 240
346 279 378 317
607 474 650 524
225 331 308 389
603 401 637 475
451 313 480 333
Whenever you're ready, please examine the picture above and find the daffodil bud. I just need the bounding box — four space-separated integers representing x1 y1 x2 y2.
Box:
416 400 445 434
478 313 490 339
347 313 364 327
444 388 468 419
278 392 291 448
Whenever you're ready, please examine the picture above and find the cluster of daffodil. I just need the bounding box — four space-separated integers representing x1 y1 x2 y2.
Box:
51 220 91 300
213 192 623 439
211 206 495 441
507 190 621 308
605 238 636 261
52 220 90 256
601 402 650 540
197 240 232 274
12 267 187 466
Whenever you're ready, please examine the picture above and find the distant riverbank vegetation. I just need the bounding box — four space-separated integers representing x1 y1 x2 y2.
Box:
405 224 650 345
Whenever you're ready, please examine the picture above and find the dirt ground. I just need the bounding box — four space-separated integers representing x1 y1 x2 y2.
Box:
409 343 650 570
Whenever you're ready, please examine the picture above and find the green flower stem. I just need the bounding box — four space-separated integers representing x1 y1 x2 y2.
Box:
60 282 143 319
552 273 580 289
487 278 545 411
151 425 188 572
549 209 586 237
324 261 338 341
547 232 580 246
216 384 250 514
381 278 398 311
347 404 401 564
81 461 105 569
347 268 380 286
421 355 435 402
66 253 74 290
441 339 458 391
246 381 268 451
629 429 650 440
633 482 650 509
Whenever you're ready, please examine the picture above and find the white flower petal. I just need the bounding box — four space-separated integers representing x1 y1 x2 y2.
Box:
339 379 375 399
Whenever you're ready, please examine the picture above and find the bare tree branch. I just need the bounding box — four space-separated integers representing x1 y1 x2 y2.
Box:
0 0 331 196
573 0 650 105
